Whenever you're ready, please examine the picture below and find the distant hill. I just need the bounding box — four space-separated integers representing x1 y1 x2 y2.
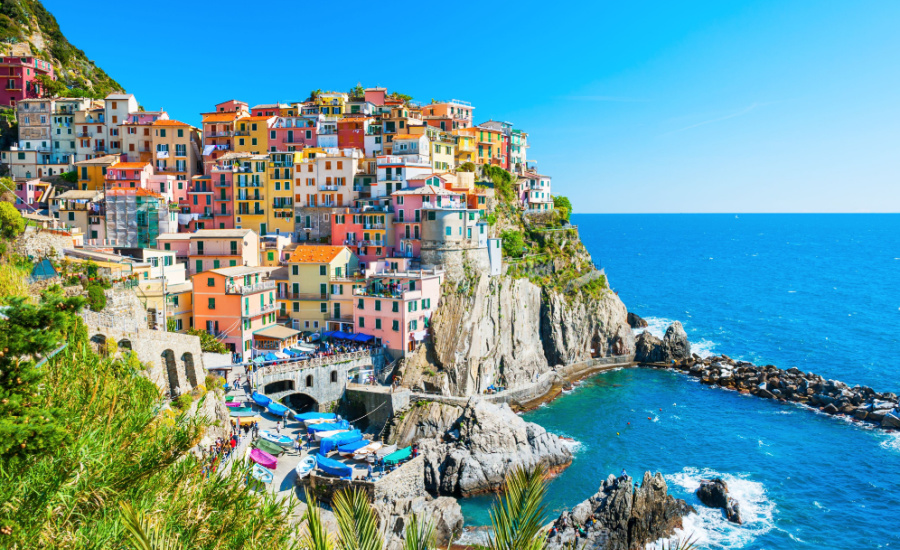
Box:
0 0 123 98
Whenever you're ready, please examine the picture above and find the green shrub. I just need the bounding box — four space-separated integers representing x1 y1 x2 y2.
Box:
500 230 525 258
85 284 106 311
174 393 194 410
0 200 24 240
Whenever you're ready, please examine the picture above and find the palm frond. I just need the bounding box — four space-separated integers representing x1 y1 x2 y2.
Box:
661 533 698 550
301 490 334 550
120 502 183 550
332 488 384 550
487 464 548 550
402 513 435 550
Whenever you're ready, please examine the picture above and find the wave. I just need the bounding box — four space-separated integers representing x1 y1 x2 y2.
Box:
879 432 900 454
659 467 775 549
635 317 717 358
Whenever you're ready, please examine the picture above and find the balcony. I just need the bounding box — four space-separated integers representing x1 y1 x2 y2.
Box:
214 180 230 187
85 117 104 124
93 146 107 153
225 280 276 295
272 201 293 209
326 315 354 323
278 291 328 300
357 240 384 247
318 184 340 191
422 200 464 210
234 130 250 136
236 194 264 201
362 223 385 230
205 131 233 138
76 131 92 138
243 302 278 317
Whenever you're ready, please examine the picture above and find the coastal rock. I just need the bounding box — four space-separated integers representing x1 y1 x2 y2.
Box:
546 472 695 550
627 312 649 329
385 401 464 448
397 273 634 397
419 399 572 497
663 321 692 362
697 479 742 524
882 412 900 429
634 332 666 363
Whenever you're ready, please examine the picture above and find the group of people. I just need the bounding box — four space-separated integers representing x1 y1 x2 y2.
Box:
548 513 598 539
200 433 243 478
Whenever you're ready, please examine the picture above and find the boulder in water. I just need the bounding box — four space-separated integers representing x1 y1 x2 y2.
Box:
634 331 666 363
697 478 742 525
663 321 692 361
627 312 649 329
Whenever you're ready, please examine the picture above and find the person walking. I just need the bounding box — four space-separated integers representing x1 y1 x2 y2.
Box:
276 420 282 433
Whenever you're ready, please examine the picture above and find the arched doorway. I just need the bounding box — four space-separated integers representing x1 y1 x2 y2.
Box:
161 349 179 398
182 352 198 388
283 392 318 413
118 339 132 350
90 334 107 355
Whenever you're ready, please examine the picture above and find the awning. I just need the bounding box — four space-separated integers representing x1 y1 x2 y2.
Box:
254 325 301 340
350 333 374 343
332 331 349 340
263 352 278 361
274 351 289 359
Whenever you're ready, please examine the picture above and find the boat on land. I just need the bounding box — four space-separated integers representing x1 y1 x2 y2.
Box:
296 411 336 422
251 463 274 484
314 429 348 441
259 430 294 448
315 453 354 479
267 402 290 416
254 438 285 456
338 439 371 456
351 440 384 459
320 430 362 455
383 446 412 465
374 444 397 459
229 409 257 417
251 392 271 407
250 448 277 469
295 455 316 478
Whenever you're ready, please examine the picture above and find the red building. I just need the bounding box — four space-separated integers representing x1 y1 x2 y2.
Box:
0 56 54 106
337 116 367 150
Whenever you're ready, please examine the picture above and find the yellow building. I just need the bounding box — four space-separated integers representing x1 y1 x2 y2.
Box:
431 134 456 171
233 154 269 235
267 151 302 235
281 245 359 332
453 132 476 165
151 120 201 189
74 154 119 190
315 92 348 117
234 116 274 155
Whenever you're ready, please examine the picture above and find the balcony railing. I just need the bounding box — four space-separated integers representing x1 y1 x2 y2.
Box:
205 131 233 138
272 201 293 209
318 185 340 191
362 223 385 230
76 131 92 138
278 291 328 300
243 302 277 317
226 280 276 295
422 200 464 210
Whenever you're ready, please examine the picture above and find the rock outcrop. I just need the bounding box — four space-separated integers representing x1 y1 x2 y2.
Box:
697 478 742 524
633 321 691 364
634 332 666 364
385 401 464 448
398 273 633 397
663 322 691 361
546 472 694 550
627 312 649 329
418 399 572 497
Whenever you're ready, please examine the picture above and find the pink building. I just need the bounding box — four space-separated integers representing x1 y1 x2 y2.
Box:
391 184 462 259
271 116 317 151
364 88 387 106
180 175 214 231
0 56 54 106
330 197 395 265
157 233 192 262
352 268 444 357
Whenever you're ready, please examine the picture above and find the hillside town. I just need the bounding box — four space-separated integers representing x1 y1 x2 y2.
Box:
1 88 555 366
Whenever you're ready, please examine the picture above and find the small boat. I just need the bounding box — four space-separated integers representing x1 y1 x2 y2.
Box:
225 396 235 402
337 439 370 456
229 410 258 417
374 444 397 459
235 415 262 426
302 417 334 426
295 411 336 422
250 448 277 469
251 463 274 484
295 455 316 478
383 446 412 465
251 392 271 407
267 402 289 416
225 401 242 408
260 429 294 448
352 441 384 459
254 438 285 456
313 429 348 441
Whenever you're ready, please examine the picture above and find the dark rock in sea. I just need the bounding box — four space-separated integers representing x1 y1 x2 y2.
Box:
546 472 694 550
634 331 666 363
627 312 649 329
697 478 742 525
822 403 839 415
882 412 900 429
663 321 692 361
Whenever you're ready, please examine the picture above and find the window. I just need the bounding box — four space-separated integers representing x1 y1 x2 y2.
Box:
306 375 313 387
177 129 183 137
357 298 364 309
208 298 215 309
375 300 381 312
195 260 202 272
292 265 299 276
392 320 399 331
375 318 382 330
320 303 327 313
319 265 326 276
445 227 452 236
207 277 215 287
392 301 399 313
359 317 365 328
330 371 338 383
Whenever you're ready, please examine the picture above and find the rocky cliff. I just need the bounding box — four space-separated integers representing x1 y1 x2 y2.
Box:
412 399 573 497
546 472 695 550
398 272 633 397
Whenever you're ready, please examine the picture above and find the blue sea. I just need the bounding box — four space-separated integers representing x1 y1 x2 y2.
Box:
460 214 900 549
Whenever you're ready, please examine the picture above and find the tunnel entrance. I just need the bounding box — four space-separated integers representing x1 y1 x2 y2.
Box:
283 393 318 414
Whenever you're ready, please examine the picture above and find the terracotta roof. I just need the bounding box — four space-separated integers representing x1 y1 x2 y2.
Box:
288 245 346 264
391 134 423 141
74 154 119 166
240 116 276 122
109 162 151 170
203 113 239 122
152 119 190 127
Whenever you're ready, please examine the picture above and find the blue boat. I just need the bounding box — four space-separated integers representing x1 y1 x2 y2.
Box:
251 463 274 484
251 392 271 407
320 430 362 455
315 453 354 478
267 402 289 416
307 420 350 434
296 412 336 422
337 439 370 456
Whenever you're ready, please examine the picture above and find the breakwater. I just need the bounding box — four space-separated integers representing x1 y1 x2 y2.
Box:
644 355 900 430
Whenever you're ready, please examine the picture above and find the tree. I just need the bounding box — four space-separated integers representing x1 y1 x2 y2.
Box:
487 464 548 550
349 83 365 99
553 196 572 222
0 201 24 240
60 170 77 183
186 328 228 354
0 295 85 459
35 74 66 98
500 230 526 258
458 162 476 173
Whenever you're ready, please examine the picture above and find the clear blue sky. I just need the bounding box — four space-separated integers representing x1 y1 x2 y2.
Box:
46 0 900 213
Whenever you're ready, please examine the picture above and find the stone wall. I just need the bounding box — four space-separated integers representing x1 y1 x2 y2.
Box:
420 245 490 282
14 226 75 259
343 385 411 432
297 472 376 504
80 288 206 397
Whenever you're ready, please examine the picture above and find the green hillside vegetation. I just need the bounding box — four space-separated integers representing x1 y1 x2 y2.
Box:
0 0 123 98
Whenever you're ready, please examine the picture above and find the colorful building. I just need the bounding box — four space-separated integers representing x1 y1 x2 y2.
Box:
191 266 278 359
234 116 274 155
421 99 474 130
0 56 54 106
186 228 260 275
267 151 300 235
151 119 201 189
280 245 359 333
122 111 167 162
51 189 105 242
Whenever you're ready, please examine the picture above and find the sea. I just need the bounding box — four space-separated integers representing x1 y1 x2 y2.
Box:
460 214 900 549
